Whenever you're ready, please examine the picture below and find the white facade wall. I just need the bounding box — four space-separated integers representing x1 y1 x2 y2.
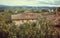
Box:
12 20 37 25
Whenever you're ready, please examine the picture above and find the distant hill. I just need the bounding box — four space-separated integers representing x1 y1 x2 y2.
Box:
0 5 57 9
0 5 10 8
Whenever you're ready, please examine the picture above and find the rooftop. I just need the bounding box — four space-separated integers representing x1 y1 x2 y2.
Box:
11 13 41 20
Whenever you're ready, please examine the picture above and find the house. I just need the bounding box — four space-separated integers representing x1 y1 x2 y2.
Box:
56 7 60 15
11 13 40 25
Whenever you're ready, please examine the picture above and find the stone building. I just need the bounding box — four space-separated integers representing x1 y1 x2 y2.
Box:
56 7 60 15
11 13 40 25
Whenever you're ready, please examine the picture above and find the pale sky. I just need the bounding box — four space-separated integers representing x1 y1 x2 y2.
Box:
0 0 60 6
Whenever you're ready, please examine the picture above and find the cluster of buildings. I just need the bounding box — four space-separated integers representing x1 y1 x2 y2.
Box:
11 7 60 35
11 7 60 26
0 7 60 26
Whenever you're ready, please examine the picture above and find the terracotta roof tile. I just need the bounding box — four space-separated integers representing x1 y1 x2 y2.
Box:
11 13 40 20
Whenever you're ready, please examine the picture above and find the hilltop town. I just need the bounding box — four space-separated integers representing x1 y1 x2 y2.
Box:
0 6 60 38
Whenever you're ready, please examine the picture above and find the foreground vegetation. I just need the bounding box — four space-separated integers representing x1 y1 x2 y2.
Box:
0 14 59 38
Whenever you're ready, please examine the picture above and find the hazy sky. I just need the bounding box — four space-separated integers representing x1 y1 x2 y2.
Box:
0 0 60 6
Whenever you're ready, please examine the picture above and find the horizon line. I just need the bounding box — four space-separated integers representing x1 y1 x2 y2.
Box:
0 4 60 7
